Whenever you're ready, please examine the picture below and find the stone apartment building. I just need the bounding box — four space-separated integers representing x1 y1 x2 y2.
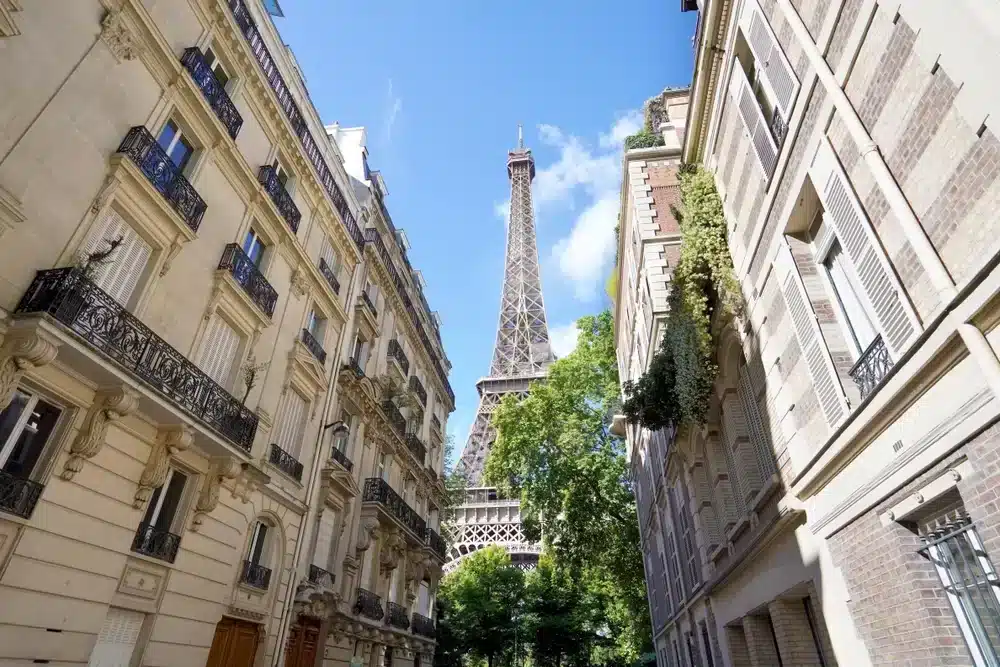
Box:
617 1 1000 666
0 2 449 666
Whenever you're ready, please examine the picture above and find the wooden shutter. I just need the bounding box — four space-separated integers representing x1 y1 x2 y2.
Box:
83 209 152 306
739 0 799 116
198 316 241 387
810 138 920 357
739 368 776 477
775 243 850 427
276 390 307 456
729 67 778 176
87 608 144 667
313 509 336 569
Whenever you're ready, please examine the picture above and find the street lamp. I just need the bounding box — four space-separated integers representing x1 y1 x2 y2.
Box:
323 420 350 457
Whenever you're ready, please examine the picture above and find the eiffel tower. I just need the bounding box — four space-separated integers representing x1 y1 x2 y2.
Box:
445 127 552 572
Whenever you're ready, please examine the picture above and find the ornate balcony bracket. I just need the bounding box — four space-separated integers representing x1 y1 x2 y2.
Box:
0 324 60 411
62 385 140 481
135 425 193 510
191 456 242 531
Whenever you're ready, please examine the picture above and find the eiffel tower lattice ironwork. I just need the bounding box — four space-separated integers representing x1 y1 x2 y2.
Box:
447 127 552 572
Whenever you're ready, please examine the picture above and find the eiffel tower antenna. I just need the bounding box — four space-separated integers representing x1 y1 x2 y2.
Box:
517 123 524 149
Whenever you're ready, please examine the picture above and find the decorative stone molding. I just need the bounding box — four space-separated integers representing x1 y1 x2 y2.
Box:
354 516 379 559
0 184 26 238
290 267 310 298
0 0 23 38
100 10 141 63
404 549 428 586
190 456 242 530
134 425 192 509
62 385 140 480
231 460 270 503
0 328 60 411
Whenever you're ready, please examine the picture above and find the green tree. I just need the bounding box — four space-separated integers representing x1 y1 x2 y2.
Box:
484 312 651 661
438 546 526 667
522 554 602 667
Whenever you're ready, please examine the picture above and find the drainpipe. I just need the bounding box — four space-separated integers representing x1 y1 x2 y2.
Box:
773 0 1000 398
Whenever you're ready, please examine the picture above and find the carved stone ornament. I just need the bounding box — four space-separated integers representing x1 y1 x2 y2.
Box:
232 462 268 503
100 10 141 64
379 531 405 575
134 425 193 509
62 386 139 481
354 516 380 559
290 268 310 298
0 329 59 411
190 456 242 531
404 549 427 585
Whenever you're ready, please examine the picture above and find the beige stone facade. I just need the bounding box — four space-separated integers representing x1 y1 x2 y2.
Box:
0 1 450 666
618 1 1000 666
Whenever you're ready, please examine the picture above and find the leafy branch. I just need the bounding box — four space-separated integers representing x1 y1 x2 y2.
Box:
240 354 270 405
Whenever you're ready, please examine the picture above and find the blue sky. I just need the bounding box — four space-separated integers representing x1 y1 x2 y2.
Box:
273 0 697 462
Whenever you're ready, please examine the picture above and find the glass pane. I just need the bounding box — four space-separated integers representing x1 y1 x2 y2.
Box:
243 230 265 266
153 470 187 532
141 484 163 526
250 523 268 564
825 243 878 354
0 391 31 457
2 398 61 478
170 135 194 172
156 120 179 153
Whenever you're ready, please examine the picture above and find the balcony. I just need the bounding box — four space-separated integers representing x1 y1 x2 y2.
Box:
362 477 427 540
258 165 302 234
354 587 384 621
300 328 327 365
409 376 427 407
412 613 435 638
405 432 426 463
269 443 303 481
849 334 892 401
132 523 181 563
180 47 243 140
16 269 258 451
218 243 278 318
318 258 340 295
382 400 406 435
387 339 410 376
241 560 272 590
427 528 446 560
117 126 207 233
344 358 365 378
360 290 378 318
0 471 43 519
387 602 410 630
308 564 335 588
330 445 354 473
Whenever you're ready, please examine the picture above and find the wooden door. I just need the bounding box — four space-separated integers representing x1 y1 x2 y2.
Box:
284 617 321 667
206 617 261 667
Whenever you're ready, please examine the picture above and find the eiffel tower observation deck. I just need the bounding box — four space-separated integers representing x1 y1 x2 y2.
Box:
446 128 552 572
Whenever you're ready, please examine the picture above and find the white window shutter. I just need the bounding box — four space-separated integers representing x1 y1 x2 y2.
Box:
810 138 921 357
739 368 776 477
87 608 144 667
277 390 307 457
775 244 850 427
313 509 336 569
320 236 340 273
198 316 241 387
729 67 778 176
83 209 151 306
739 0 799 116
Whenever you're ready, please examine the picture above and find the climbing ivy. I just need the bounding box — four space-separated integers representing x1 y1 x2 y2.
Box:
622 166 740 430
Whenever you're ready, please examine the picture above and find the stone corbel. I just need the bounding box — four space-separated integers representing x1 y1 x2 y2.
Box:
231 460 270 503
0 328 60 411
134 424 193 509
290 268 310 299
379 531 404 575
100 9 142 63
61 385 140 481
354 516 379 559
190 456 242 530
159 240 184 277
0 184 25 239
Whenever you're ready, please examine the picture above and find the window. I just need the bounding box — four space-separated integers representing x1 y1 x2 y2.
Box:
197 316 241 388
243 228 267 267
156 120 194 172
377 452 388 482
364 276 379 307
700 622 716 667
274 390 308 458
352 335 369 372
134 467 187 560
686 632 702 667
248 520 268 566
87 607 145 667
203 46 230 89
271 157 290 190
81 209 152 307
0 389 61 480
313 509 338 571
306 309 326 340
320 236 341 275
823 241 878 358
333 410 353 455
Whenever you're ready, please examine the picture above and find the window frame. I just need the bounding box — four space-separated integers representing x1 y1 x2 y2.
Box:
242 227 268 269
156 119 196 173
819 239 879 360
0 389 64 480
202 45 232 90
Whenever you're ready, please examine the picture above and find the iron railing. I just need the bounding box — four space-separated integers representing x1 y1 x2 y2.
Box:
218 243 278 317
387 602 410 630
362 477 427 539
241 559 272 589
0 471 44 519
849 335 892 401
330 444 354 472
412 613 436 638
382 400 406 434
409 376 427 407
300 328 327 365
387 339 410 375
308 564 335 588
117 126 206 232
132 522 181 563
269 443 303 481
345 357 365 378
180 47 243 140
318 257 340 295
16 269 258 450
258 165 302 233
360 290 377 318
354 587 384 621
405 432 426 462
427 528 446 560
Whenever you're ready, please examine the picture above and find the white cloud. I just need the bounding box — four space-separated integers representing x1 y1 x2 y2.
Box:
494 200 510 222
600 110 644 149
548 322 581 358
384 79 402 143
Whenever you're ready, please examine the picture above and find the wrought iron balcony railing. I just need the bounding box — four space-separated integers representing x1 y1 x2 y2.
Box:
849 334 893 401
405 432 426 462
387 339 410 376
427 527 446 560
0 471 44 519
345 357 365 378
382 400 406 435
409 376 427 407
132 522 181 563
117 126 207 233
354 587 384 621
431 414 442 433
412 613 436 638
241 559 272 589
15 269 259 451
269 443 303 481
318 258 340 295
218 243 278 317
362 477 427 539
360 290 378 319
387 602 410 630
300 328 327 365
258 165 302 233
180 47 243 140
330 444 354 472
308 564 335 588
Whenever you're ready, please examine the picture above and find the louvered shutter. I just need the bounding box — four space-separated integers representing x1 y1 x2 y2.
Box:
198 317 241 387
82 209 152 306
810 138 921 357
729 66 778 176
87 608 144 667
775 243 850 427
320 236 340 273
739 0 799 116
277 390 308 457
739 368 776 477
313 510 336 569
